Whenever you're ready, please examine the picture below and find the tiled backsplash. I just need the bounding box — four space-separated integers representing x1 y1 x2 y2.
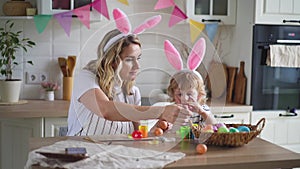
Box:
0 0 240 101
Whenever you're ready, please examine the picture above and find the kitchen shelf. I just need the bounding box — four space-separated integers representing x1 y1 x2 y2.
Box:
0 16 34 19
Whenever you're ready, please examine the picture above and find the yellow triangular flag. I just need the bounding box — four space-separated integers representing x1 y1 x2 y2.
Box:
189 19 205 43
118 0 129 5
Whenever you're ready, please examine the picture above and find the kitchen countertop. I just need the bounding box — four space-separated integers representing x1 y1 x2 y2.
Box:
0 100 252 118
28 136 300 169
0 100 70 118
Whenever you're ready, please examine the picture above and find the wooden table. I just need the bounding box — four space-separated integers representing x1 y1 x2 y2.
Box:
28 136 300 169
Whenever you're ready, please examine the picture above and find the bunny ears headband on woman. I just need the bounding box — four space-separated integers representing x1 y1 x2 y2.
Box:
103 8 162 52
164 38 206 78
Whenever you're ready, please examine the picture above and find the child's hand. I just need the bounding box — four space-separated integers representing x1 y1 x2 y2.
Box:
184 97 209 119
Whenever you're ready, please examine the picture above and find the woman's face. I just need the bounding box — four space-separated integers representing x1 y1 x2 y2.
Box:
119 43 141 81
174 88 199 104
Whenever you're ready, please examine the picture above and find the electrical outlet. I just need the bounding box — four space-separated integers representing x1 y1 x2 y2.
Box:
26 72 39 84
39 72 49 83
26 72 49 84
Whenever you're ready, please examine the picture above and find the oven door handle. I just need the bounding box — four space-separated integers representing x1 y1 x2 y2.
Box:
276 40 300 44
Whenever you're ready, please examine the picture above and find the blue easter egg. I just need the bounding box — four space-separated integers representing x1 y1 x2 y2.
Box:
237 126 250 132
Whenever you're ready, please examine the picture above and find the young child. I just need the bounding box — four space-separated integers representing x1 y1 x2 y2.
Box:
167 70 216 126
150 38 216 135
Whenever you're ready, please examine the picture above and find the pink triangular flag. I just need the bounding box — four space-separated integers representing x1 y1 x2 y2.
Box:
154 0 175 10
54 11 73 37
92 0 109 20
73 5 91 29
169 5 187 27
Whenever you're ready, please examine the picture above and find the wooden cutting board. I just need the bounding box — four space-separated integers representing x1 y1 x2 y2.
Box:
233 61 247 104
206 61 227 99
226 66 238 102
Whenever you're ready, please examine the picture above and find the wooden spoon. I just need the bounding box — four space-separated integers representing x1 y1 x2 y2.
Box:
58 57 68 77
67 56 76 77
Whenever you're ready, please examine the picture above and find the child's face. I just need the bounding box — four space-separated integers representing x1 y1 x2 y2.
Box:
174 88 199 104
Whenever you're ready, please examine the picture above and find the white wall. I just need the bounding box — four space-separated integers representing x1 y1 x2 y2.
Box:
0 0 255 104
224 0 255 104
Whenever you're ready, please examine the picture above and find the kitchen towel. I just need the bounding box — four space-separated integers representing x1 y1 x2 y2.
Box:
25 139 185 169
269 45 300 67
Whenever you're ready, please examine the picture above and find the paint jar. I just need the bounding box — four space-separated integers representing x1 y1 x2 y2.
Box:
139 120 148 138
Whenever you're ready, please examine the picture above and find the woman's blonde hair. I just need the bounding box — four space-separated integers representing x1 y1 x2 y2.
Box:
85 29 141 100
167 71 207 105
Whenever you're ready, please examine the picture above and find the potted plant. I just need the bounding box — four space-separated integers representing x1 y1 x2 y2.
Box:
0 20 36 102
41 82 60 101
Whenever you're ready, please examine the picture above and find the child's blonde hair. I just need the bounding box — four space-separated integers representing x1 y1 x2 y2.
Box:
167 71 207 105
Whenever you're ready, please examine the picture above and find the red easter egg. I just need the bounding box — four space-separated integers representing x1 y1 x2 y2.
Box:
132 130 143 139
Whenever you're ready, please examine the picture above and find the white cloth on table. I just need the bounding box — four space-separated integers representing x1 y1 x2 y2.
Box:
269 45 300 67
25 140 185 169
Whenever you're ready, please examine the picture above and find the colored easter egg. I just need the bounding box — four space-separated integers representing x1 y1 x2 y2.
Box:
215 123 226 128
229 127 239 133
212 125 218 132
203 129 214 133
218 126 229 133
132 130 143 139
237 126 250 132
196 144 207 154
159 120 168 130
154 127 164 136
203 124 214 131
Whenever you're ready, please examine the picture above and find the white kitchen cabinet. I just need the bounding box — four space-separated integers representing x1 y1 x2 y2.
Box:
186 0 237 25
0 118 43 169
255 0 300 25
210 103 252 124
44 117 68 137
251 111 300 153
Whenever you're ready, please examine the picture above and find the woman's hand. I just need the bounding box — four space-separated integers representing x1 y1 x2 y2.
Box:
159 104 192 129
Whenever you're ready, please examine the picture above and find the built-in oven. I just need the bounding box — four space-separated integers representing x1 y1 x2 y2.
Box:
251 24 300 111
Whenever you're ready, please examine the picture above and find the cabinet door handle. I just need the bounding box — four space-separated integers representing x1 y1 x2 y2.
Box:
282 20 300 23
279 112 298 117
202 19 221 23
214 114 234 118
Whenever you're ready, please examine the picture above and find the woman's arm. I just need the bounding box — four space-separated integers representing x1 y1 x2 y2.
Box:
80 88 191 123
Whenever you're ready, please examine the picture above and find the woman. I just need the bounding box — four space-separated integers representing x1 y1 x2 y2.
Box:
67 29 192 136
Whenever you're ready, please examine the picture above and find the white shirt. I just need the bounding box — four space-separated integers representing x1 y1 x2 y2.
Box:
67 69 141 136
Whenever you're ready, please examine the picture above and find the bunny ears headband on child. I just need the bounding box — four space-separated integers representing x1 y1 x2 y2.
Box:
164 37 206 79
103 8 162 52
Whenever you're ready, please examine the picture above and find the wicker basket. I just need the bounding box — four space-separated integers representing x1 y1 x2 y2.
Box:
3 1 32 16
192 118 266 147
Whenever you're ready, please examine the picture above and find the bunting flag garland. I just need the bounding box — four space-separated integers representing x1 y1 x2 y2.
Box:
54 11 73 37
169 5 187 27
32 0 217 41
205 23 219 42
92 0 110 20
73 5 91 29
118 0 129 5
189 19 205 43
154 0 175 10
34 15 52 34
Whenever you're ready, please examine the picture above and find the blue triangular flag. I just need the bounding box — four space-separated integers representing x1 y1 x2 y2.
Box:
205 23 218 42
